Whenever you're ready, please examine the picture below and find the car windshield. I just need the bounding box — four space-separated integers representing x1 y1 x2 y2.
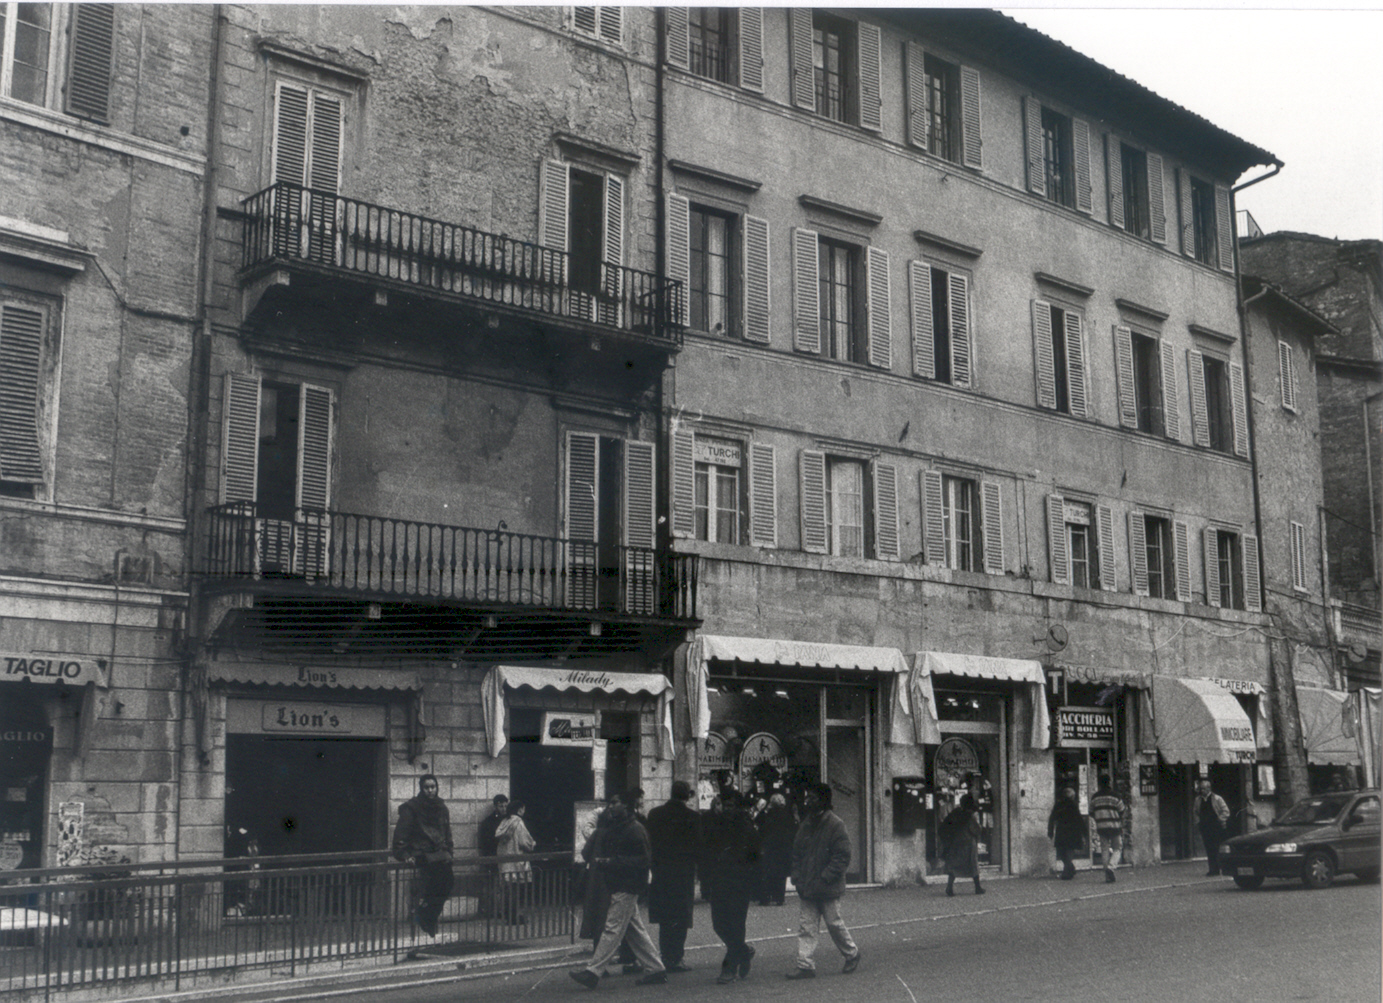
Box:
1277 794 1352 825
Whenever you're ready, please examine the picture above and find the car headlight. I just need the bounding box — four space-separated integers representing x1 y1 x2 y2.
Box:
1265 843 1298 854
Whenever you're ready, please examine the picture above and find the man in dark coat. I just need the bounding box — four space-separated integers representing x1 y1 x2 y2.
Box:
705 791 762 983
1047 786 1085 880
786 783 860 978
476 793 508 917
391 775 454 936
645 780 702 972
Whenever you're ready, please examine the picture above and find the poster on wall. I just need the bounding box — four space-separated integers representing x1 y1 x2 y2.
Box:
541 711 597 746
573 800 605 862
934 737 979 789
738 731 787 791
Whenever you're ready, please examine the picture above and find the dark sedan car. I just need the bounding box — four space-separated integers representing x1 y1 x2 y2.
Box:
1220 789 1380 890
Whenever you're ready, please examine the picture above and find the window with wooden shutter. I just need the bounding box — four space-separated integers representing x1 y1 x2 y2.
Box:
748 441 777 547
788 8 814 112
799 449 828 554
65 3 113 122
1147 153 1167 244
573 7 621 45
909 261 934 379
738 8 764 92
666 194 691 328
1187 349 1210 447
866 246 891 370
1064 310 1087 418
981 480 1003 575
872 460 899 560
949 273 972 388
1096 504 1116 592
220 373 261 504
1290 521 1307 592
0 303 47 485
1032 299 1056 410
960 65 982 169
623 440 655 549
1215 184 1234 273
921 469 945 565
665 7 690 68
1230 362 1249 457
1047 494 1069 586
1106 134 1125 231
565 432 599 608
296 384 333 578
792 227 821 354
743 215 771 344
1203 528 1221 608
904 42 929 151
538 159 570 254
1173 519 1191 602
1177 168 1194 258
671 429 695 539
1023 97 1045 197
856 20 882 132
1113 325 1138 428
1278 340 1298 412
1128 512 1149 597
1073 119 1093 214
1160 340 1180 441
1243 533 1261 611
272 82 343 192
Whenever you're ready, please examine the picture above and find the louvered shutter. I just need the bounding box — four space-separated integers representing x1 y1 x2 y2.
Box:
296 385 333 578
792 228 821 353
1203 528 1221 608
1073 119 1093 214
665 7 690 69
949 273 972 388
904 42 929 150
66 3 114 122
1173 519 1191 602
597 7 622 45
922 469 945 565
273 83 309 187
1106 135 1125 230
1032 299 1056 410
1064 311 1087 418
666 194 691 327
1278 341 1298 412
872 461 899 560
573 7 598 35
1023 97 1045 197
565 432 599 608
1160 339 1180 440
1215 184 1234 273
1114 325 1138 428
1096 504 1116 592
749 442 777 547
960 66 982 169
1148 153 1167 244
538 159 569 258
221 373 261 504
789 8 815 111
866 246 891 370
1187 349 1210 446
1047 494 1069 586
624 440 656 548
1243 533 1262 612
671 430 695 539
743 215 771 344
981 480 1004 575
1128 513 1149 597
909 260 934 379
599 173 625 324
308 92 342 193
1290 522 1307 591
799 449 828 554
738 8 765 92
1230 362 1249 457
857 21 882 132
1177 168 1194 257
0 305 46 483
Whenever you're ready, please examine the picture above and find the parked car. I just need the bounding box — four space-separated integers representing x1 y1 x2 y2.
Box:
1220 789 1380 890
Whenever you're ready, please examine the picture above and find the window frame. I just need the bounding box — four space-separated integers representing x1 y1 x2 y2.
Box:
1130 330 1165 436
0 1 58 108
687 204 737 337
826 456 866 558
1143 514 1175 600
940 474 977 572
571 6 622 46
818 235 864 364
688 7 735 84
1033 298 1087 418
691 435 746 545
910 259 972 388
811 11 854 125
1215 529 1245 610
1041 105 1074 210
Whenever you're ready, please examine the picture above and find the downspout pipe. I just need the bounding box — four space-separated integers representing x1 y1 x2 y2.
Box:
654 8 669 558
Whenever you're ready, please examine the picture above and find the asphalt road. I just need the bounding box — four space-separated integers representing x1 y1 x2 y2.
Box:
278 868 1380 1003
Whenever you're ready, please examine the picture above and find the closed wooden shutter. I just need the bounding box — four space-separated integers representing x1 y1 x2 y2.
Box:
857 21 882 132
1032 299 1056 410
866 246 891 370
749 441 777 547
904 42 929 150
1106 135 1125 230
0 304 46 483
1047 494 1069 586
981 480 1004 575
792 228 821 354
573 7 598 35
743 215 771 344
1243 533 1262 611
1065 310 1087 418
949 273 972 388
296 385 333 512
1073 119 1093 214
1147 153 1167 244
1178 168 1194 257
308 92 342 193
221 373 261 504
909 261 934 379
1160 339 1180 441
799 449 828 554
623 440 655 548
1114 325 1138 428
666 194 691 327
538 159 570 253
671 429 695 539
1023 97 1045 197
273 83 310 187
872 461 899 560
1290 522 1307 591
665 7 690 69
921 469 945 565
1230 362 1249 457
1278 341 1298 412
1203 528 1221 608
1096 504 1116 592
65 3 115 122
1215 183 1234 273
1187 349 1210 446
789 8 815 111
598 7 622 45
739 8 765 92
1128 513 1149 597
1173 519 1191 602
960 66 982 169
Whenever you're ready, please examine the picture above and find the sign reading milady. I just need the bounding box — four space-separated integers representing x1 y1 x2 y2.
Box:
1055 706 1115 748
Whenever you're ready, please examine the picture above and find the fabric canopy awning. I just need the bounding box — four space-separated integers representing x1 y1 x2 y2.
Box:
909 652 1050 750
207 662 422 691
1152 676 1256 764
1063 665 1151 689
1296 686 1361 766
482 665 673 760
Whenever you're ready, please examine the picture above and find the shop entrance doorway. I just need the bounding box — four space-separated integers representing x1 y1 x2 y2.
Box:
1054 747 1114 864
0 693 51 871
929 690 1007 871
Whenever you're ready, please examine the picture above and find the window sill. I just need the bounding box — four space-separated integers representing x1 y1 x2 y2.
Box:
0 97 206 174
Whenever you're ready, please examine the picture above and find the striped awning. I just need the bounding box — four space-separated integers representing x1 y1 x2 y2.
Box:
1152 676 1256 764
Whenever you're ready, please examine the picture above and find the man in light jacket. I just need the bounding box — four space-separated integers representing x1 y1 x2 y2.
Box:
1194 779 1232 876
1088 779 1127 883
786 783 860 978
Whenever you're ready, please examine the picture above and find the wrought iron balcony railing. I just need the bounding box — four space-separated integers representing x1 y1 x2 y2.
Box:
204 503 697 620
240 182 683 343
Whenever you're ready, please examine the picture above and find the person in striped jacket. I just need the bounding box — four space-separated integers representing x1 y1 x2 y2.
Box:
1088 780 1127 884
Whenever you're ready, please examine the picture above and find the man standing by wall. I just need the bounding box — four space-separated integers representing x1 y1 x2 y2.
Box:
1088 779 1126 883
392 775 454 936
786 783 860 979
1194 779 1232 876
645 779 702 973
477 794 508 917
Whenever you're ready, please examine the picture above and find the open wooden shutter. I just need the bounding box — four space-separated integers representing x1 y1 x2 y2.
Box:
1243 533 1262 612
872 461 899 560
789 8 815 111
1215 183 1234 273
1147 153 1167 244
1114 325 1138 428
66 3 115 122
1032 299 1056 410
665 7 690 69
538 159 570 253
960 65 982 169
1023 97 1045 197
1160 339 1180 441
743 215 771 344
296 384 333 578
1106 134 1125 230
792 228 820 354
1203 527 1221 608
1096 504 1117 592
1187 349 1210 446
671 429 695 539
601 173 625 323
1230 362 1249 457
1047 494 1069 586
904 42 929 151
866 246 891 370
1173 519 1191 602
1278 341 1298 412
749 442 777 547
1073 119 1093 214
623 440 656 549
949 273 972 388
857 21 882 132
799 449 828 554
1177 168 1194 258
922 469 945 565
1064 311 1087 418
909 261 934 379
666 193 691 327
739 8 765 92
1128 512 1149 597
0 304 46 484
221 373 261 504
981 480 1004 575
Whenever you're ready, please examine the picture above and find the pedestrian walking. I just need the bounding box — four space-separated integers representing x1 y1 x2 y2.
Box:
391 775 454 937
477 794 508 918
645 780 702 973
1194 779 1231 876
1088 780 1126 883
756 793 795 905
1047 786 1085 880
705 791 761 983
785 782 860 979
939 794 985 897
495 799 536 924
569 789 667 989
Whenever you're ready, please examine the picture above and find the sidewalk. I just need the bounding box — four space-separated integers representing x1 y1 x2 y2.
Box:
85 862 1222 1003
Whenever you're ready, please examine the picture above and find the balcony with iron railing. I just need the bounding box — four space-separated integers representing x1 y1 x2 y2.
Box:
238 182 684 347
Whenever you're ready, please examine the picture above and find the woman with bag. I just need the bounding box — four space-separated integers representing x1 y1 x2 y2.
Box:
495 800 536 924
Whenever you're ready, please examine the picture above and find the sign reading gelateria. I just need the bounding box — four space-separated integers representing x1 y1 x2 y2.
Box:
1 652 107 688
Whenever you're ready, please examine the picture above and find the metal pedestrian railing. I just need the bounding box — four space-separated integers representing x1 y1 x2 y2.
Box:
0 850 574 999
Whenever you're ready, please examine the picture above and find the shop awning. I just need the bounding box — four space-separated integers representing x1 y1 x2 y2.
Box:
482 665 673 760
1 651 107 689
1210 677 1273 752
1297 686 1362 766
1152 676 1257 764
207 662 423 691
1063 666 1152 689
909 652 1050 751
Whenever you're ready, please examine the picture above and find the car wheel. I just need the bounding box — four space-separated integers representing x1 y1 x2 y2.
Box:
1301 850 1335 890
1355 869 1380 884
1232 874 1265 890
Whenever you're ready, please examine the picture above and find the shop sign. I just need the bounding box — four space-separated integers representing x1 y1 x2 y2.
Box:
0 842 24 871
1 651 104 687
934 738 979 788
739 732 786 773
261 703 368 735
1139 765 1157 796
542 711 597 746
701 731 733 770
1 729 52 745
1211 677 1261 695
1055 706 1115 748
693 438 742 467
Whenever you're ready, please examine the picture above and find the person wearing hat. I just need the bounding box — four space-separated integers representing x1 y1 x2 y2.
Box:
645 780 703 973
477 793 509 918
786 783 860 979
1047 786 1085 881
